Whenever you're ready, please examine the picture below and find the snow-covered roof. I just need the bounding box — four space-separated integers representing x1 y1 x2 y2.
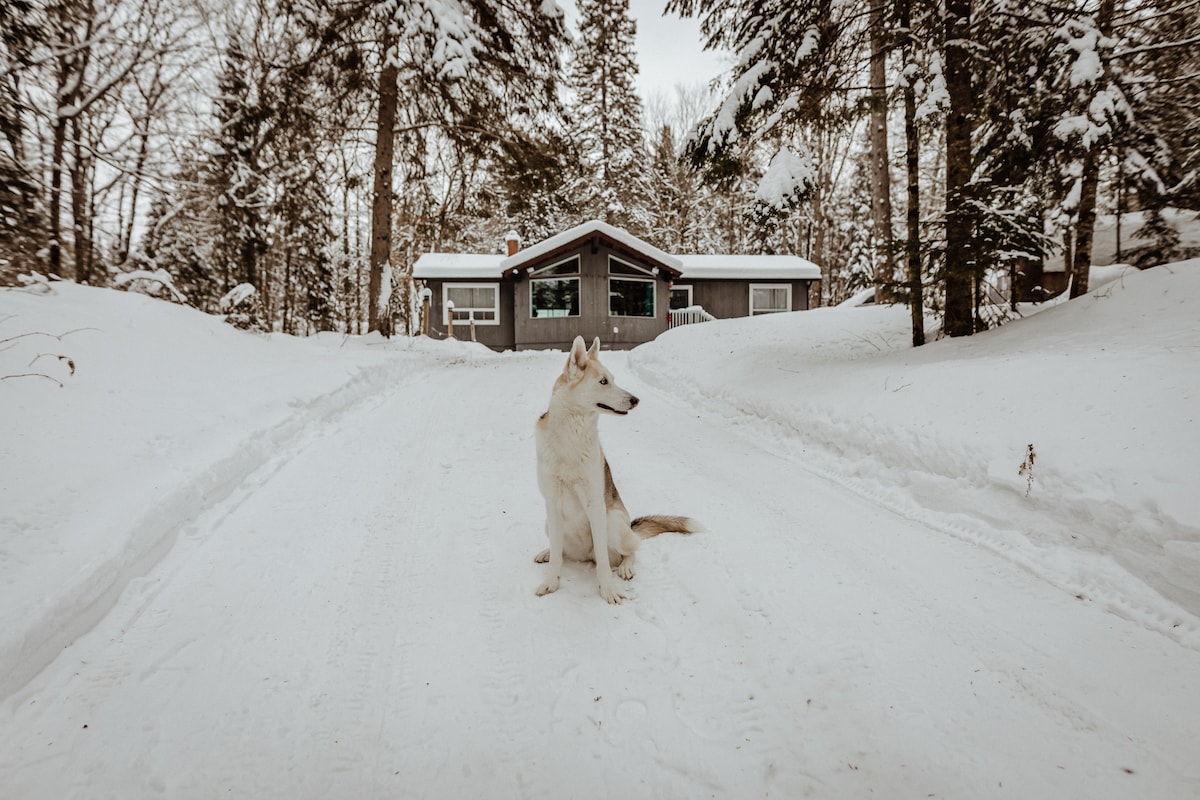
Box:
500 220 683 275
675 254 822 281
412 253 504 279
413 224 822 282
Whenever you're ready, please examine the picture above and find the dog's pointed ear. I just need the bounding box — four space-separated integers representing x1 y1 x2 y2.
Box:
588 337 601 359
566 335 589 376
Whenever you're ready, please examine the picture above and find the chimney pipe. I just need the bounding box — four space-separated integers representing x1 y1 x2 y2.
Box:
505 230 520 257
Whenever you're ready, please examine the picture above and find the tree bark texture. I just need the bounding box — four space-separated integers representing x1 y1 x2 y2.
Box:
901 0 925 347
369 28 398 335
48 116 67 278
1070 151 1099 298
1068 0 1114 299
70 115 92 283
869 0 895 303
943 0 974 336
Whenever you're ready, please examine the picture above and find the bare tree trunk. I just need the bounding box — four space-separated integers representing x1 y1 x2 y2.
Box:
70 115 92 283
1115 150 1123 262
869 0 895 303
283 246 293 334
901 0 925 347
49 113 69 278
369 28 398 335
1070 151 1099 298
943 0 974 336
120 127 152 264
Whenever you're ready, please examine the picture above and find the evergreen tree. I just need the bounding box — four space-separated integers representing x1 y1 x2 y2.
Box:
1120 0 1200 264
647 124 692 250
149 1 343 332
0 0 46 284
670 0 868 290
142 152 222 311
494 130 580 244
568 0 650 232
208 39 273 297
359 0 569 332
0 152 43 284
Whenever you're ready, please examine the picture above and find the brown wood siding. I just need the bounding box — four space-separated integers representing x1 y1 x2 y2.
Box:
682 279 813 318
423 272 813 352
514 242 669 351
424 279 515 351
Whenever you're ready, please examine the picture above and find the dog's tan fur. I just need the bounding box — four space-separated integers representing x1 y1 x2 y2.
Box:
534 336 701 603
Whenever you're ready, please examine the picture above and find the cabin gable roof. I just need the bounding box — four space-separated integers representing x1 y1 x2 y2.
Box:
411 221 822 282
499 220 682 279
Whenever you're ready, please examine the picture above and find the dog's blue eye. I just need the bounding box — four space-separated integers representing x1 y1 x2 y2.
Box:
600 378 608 385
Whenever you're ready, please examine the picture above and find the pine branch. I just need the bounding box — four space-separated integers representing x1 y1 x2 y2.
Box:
1112 34 1200 59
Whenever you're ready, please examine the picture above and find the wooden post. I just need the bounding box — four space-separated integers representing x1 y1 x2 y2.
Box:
469 311 476 343
446 300 455 339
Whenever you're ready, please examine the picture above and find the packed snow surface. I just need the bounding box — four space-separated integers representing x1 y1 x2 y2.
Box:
1 264 1198 798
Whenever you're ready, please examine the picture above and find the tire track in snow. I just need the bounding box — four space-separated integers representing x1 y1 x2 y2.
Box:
6 349 1199 799
0 355 428 703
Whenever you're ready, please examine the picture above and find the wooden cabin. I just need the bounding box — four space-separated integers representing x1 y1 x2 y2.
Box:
413 220 821 351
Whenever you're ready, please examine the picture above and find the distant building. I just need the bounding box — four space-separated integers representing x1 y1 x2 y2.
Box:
413 220 821 351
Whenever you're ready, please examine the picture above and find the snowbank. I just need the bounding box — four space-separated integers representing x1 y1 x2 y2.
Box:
3 272 1200 798
0 283 494 698
630 260 1200 641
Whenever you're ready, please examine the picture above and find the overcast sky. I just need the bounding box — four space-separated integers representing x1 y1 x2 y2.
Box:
560 0 730 102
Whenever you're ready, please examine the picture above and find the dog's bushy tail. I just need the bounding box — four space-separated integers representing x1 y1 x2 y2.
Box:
631 515 705 538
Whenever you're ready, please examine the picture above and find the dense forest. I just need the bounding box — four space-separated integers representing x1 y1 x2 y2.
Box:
2 0 1197 340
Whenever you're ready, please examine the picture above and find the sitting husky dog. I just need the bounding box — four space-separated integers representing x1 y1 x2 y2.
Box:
534 336 700 603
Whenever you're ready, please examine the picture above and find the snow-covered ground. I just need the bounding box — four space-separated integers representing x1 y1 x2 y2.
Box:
1 265 1198 798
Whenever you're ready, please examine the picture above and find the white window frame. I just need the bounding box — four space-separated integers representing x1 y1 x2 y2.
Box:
669 284 693 310
443 282 500 326
530 276 581 319
749 283 792 316
608 255 655 277
530 255 581 278
608 256 657 318
609 276 656 318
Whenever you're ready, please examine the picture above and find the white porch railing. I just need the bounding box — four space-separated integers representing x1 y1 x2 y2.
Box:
668 305 717 329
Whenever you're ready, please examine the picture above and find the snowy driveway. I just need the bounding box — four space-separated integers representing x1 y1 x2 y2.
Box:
2 351 1198 799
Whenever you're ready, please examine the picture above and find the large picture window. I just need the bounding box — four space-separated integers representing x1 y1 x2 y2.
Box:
750 284 791 316
443 283 499 325
530 256 580 318
608 256 656 318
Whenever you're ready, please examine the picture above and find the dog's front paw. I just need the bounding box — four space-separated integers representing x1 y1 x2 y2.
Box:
615 561 635 581
535 577 560 596
533 548 550 564
597 582 626 604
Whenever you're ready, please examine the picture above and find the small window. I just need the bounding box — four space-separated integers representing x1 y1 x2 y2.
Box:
669 285 693 310
750 284 791 316
609 277 655 317
444 283 500 325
